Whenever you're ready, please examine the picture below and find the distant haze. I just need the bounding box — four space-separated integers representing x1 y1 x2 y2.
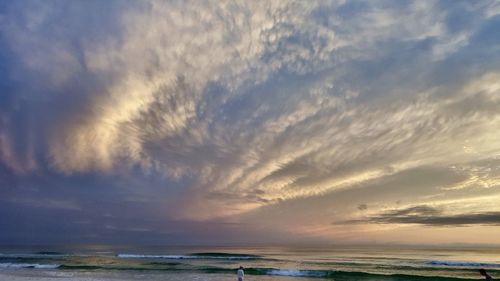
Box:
1 0 500 245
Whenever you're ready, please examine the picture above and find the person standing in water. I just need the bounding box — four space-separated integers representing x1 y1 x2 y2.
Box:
237 266 244 281
479 269 493 280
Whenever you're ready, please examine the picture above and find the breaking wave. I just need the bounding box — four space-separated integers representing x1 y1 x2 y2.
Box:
117 252 261 260
426 260 500 267
0 263 60 269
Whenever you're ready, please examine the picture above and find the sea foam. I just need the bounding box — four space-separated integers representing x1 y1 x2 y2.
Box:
0 263 60 269
266 269 327 277
117 254 258 260
426 260 500 267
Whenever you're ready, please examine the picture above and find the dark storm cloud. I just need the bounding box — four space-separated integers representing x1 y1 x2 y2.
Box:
343 205 500 226
358 204 368 211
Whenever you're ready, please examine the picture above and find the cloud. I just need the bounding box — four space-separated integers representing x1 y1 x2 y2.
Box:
1 0 500 244
344 205 500 226
358 204 368 211
7 198 81 210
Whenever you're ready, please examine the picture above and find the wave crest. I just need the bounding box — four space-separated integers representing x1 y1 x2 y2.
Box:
0 263 60 269
117 253 261 260
426 260 500 267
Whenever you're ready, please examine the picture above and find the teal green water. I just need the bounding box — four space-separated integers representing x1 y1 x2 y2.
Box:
0 245 499 280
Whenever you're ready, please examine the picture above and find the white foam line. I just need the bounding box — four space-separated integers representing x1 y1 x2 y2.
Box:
426 260 500 267
0 263 60 269
117 254 257 260
267 269 326 277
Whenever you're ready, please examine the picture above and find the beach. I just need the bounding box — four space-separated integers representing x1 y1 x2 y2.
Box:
0 270 321 281
1 245 499 281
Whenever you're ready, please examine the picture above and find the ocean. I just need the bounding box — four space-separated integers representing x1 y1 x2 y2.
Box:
0 245 499 280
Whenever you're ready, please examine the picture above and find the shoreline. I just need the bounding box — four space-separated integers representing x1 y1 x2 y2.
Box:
0 270 318 281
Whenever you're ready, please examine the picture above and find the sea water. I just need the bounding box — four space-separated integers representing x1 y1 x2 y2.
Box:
0 245 499 280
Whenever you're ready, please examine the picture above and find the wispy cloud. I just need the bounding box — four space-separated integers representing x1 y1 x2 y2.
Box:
7 198 81 211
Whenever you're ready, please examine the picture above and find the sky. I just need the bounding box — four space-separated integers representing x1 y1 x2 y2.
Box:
1 0 500 246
